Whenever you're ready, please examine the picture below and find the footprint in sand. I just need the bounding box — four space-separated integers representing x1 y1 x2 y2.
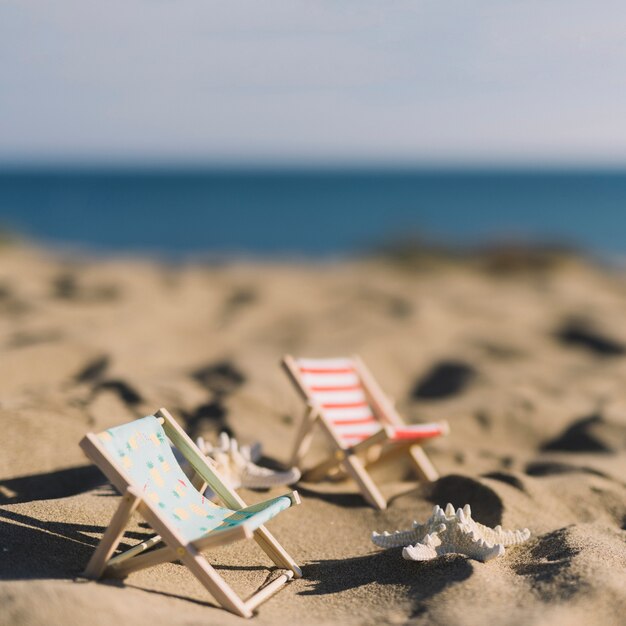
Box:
94 379 143 407
512 527 581 601
0 282 30 316
411 360 477 400
424 474 503 528
51 273 120 303
180 401 233 441
555 318 625 357
190 360 246 396
74 355 110 384
540 413 626 453
217 287 258 326
524 462 610 479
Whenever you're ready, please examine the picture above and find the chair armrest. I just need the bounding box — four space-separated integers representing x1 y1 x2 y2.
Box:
350 426 392 455
236 491 301 515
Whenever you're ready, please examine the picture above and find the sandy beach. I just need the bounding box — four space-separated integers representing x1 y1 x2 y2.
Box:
2 240 626 625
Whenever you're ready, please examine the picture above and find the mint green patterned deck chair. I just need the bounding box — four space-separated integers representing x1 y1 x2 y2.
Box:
80 408 301 618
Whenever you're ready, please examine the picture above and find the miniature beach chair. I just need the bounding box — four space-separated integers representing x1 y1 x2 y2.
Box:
80 408 301 618
282 356 449 510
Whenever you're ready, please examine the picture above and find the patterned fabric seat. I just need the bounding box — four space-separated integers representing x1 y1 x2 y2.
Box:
81 409 300 618
97 416 291 543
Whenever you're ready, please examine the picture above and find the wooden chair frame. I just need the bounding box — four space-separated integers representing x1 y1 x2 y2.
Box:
283 355 445 510
80 408 301 619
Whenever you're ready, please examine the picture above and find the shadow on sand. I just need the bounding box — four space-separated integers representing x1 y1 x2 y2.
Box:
0 465 107 505
423 474 504 527
293 484 372 509
301 549 473 617
0 504 291 614
0 507 152 581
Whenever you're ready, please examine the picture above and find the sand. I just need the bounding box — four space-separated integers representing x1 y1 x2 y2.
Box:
2 241 626 625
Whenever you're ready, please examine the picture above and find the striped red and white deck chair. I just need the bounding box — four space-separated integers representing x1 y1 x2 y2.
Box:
282 356 449 510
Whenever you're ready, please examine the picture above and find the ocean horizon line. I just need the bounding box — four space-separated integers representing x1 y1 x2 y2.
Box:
3 161 626 176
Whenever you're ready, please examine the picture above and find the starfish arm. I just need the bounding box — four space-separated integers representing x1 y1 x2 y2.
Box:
403 532 441 561
475 522 531 546
372 523 427 549
462 540 505 562
403 543 438 561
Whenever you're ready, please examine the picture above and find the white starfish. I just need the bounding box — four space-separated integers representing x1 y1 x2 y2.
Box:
197 433 301 490
372 503 530 562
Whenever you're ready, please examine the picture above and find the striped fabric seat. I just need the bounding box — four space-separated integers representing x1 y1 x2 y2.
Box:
296 358 445 447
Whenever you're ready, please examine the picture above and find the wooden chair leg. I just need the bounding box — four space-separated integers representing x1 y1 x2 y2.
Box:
106 544 177 578
363 437 410 470
106 534 163 569
245 571 293 613
289 407 317 467
110 531 295 617
181 546 252 618
253 525 302 578
83 489 140 579
108 523 251 578
132 485 293 618
341 455 387 510
408 445 439 482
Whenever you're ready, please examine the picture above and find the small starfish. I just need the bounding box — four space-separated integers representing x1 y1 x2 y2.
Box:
372 503 530 562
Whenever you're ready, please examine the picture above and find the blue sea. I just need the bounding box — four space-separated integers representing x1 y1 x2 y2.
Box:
1 168 625 259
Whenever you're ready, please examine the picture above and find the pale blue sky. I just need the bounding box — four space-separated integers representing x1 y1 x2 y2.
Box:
1 1 626 165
